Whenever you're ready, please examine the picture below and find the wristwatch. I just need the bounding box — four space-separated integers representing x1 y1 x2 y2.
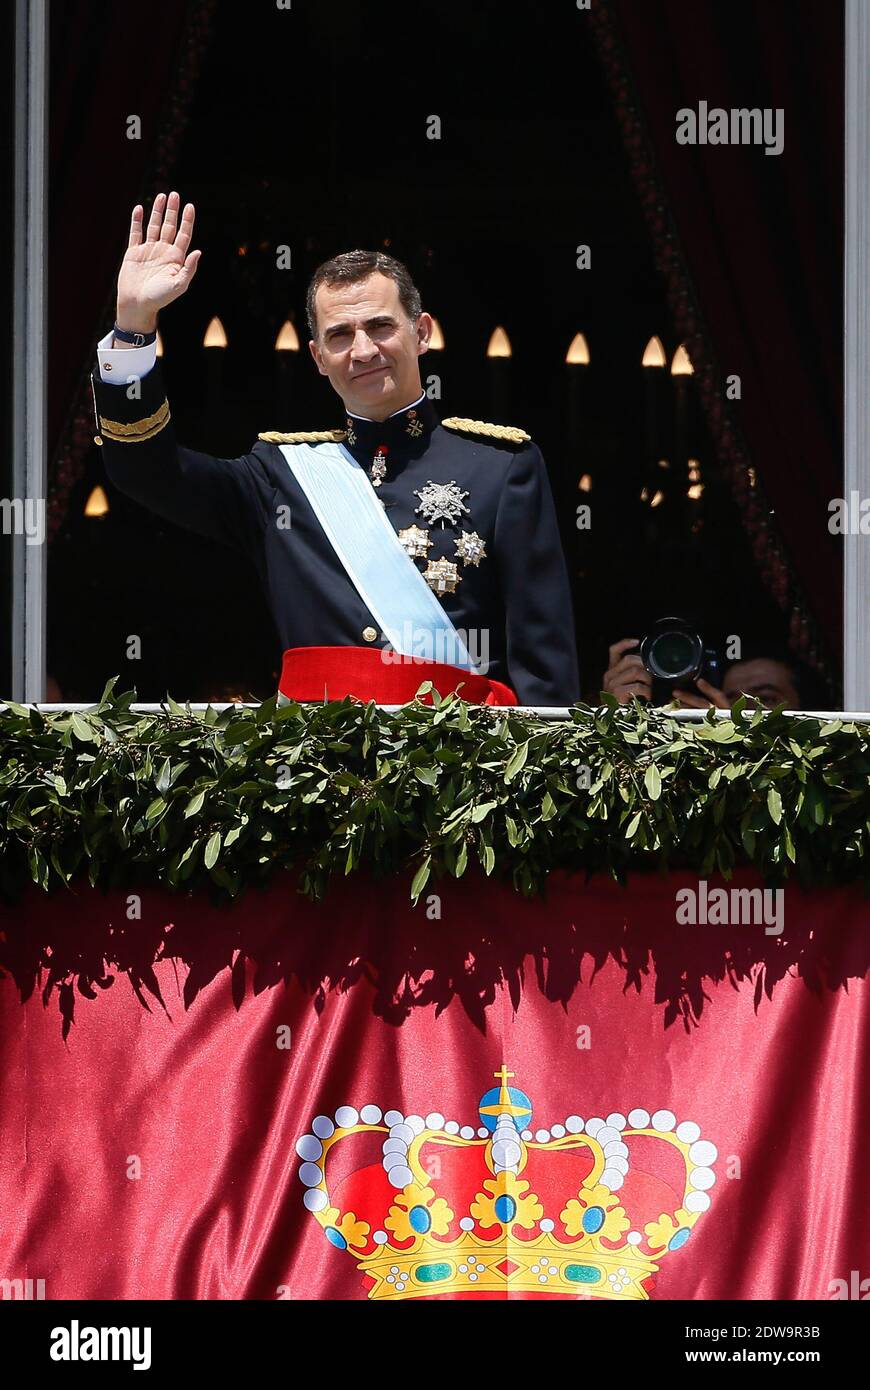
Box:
112 323 157 347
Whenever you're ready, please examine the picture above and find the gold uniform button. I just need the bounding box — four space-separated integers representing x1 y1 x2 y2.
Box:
362 626 378 643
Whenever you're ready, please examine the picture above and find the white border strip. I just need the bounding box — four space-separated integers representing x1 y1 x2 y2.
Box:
11 703 870 723
844 0 869 707
11 0 48 702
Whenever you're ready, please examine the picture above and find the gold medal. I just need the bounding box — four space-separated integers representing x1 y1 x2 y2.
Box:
454 530 486 567
423 558 461 594
397 524 432 559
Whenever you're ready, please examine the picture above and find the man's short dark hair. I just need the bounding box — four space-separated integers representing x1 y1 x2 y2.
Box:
724 639 834 709
306 249 422 339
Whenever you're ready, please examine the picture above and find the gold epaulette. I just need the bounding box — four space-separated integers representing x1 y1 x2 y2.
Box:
258 429 347 444
441 417 531 445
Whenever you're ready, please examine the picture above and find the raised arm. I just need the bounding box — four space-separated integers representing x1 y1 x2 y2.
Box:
93 193 269 556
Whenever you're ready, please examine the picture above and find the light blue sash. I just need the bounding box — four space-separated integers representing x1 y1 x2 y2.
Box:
279 441 475 670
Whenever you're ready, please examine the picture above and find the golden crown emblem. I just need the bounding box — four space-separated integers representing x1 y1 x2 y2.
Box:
296 1066 717 1300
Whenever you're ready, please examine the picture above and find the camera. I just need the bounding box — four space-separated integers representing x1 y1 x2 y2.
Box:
636 617 722 703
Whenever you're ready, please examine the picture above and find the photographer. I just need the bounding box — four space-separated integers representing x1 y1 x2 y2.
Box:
601 631 829 711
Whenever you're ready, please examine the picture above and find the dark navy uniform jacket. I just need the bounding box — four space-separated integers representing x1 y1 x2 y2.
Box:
91 360 580 705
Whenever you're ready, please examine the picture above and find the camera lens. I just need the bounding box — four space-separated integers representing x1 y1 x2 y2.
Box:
647 630 702 681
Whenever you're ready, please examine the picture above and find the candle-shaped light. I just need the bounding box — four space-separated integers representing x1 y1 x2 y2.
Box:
671 340 694 474
203 316 227 349
566 332 590 366
487 326 511 358
155 330 164 358
275 319 300 416
275 320 299 352
203 316 227 412
429 317 445 350
84 485 109 518
565 332 590 458
642 335 667 463
486 325 511 421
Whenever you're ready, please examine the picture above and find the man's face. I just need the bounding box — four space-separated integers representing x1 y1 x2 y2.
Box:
308 272 432 420
722 658 800 709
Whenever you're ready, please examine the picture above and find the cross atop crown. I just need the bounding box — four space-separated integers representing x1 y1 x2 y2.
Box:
479 1064 524 1120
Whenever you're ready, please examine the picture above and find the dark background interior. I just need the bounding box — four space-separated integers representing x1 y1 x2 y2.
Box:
34 0 841 703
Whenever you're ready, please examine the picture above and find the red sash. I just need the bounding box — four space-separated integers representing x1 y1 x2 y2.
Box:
278 646 517 705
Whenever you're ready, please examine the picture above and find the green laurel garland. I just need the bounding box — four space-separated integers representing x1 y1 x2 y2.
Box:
1 677 869 907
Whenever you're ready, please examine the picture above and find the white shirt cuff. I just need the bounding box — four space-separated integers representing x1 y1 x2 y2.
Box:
96 328 158 384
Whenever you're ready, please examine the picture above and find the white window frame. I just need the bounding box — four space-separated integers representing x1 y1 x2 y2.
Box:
844 0 869 708
11 0 47 703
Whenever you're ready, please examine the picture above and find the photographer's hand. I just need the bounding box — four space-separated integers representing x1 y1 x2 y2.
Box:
670 678 730 710
601 638 653 703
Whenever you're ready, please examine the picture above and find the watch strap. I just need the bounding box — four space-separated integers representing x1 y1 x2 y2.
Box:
112 323 157 347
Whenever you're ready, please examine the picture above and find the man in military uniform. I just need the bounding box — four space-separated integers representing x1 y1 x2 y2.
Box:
92 191 580 706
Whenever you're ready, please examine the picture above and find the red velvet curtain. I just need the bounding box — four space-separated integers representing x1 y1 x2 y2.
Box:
1 871 868 1300
596 0 843 665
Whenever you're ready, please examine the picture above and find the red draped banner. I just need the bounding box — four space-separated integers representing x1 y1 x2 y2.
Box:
1 870 868 1301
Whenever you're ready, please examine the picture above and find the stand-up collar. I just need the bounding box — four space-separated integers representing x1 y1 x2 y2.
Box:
341 393 440 463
